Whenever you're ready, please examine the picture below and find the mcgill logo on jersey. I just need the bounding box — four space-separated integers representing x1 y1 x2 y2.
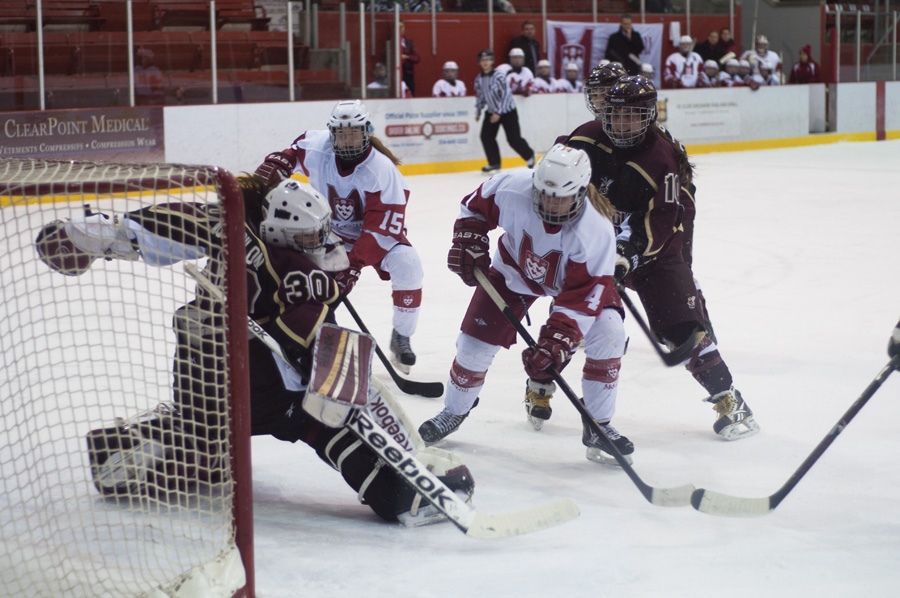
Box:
519 232 562 288
327 185 364 221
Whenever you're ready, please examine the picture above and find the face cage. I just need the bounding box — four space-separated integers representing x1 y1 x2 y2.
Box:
330 125 370 160
285 216 331 253
602 104 655 148
531 187 586 225
584 84 612 118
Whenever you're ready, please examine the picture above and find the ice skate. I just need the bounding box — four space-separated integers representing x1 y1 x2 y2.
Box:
389 329 416 374
524 379 554 431
481 164 500 173
582 416 634 466
704 386 760 440
397 465 475 527
418 399 478 444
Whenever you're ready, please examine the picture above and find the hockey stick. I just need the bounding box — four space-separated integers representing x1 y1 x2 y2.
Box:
691 356 900 517
474 269 695 507
614 282 697 366
185 264 580 537
341 298 445 398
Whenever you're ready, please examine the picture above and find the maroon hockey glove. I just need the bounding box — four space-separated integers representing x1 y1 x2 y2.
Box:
614 241 639 281
334 266 361 296
522 316 581 380
254 151 296 187
447 218 491 287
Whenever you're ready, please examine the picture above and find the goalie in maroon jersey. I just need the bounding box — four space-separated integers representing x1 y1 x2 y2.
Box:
558 74 760 441
254 99 424 375
34 175 472 526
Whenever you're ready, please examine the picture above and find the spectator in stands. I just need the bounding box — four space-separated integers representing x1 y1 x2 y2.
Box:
432 61 467 97
741 34 781 76
664 36 703 88
507 20 541 76
605 14 645 75
789 45 821 84
717 27 738 64
497 48 535 96
473 48 535 173
399 20 420 96
367 62 389 90
695 30 725 64
134 48 165 106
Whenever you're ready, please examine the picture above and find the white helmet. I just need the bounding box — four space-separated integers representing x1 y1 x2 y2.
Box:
640 62 655 77
442 61 459 71
679 35 694 51
260 179 332 252
509 48 525 58
328 100 373 160
703 59 718 73
532 144 591 225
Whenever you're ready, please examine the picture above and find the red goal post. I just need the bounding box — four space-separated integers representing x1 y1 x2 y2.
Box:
0 158 254 598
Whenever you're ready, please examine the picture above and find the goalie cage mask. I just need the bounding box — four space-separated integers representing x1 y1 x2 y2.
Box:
260 179 332 252
531 144 591 225
34 220 98 276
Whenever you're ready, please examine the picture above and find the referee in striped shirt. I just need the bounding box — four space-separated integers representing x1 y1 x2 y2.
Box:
474 49 535 173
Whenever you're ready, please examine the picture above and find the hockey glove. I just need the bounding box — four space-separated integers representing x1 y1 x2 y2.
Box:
614 241 640 281
889 320 900 359
522 316 581 381
254 151 296 187
447 218 491 287
333 266 361 296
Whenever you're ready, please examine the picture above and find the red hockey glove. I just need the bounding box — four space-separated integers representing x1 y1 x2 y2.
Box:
614 241 640 282
333 266 361 296
447 218 491 287
522 316 581 380
255 151 296 187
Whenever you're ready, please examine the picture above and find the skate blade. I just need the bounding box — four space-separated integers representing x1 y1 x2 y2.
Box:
718 417 761 441
527 414 545 431
585 447 633 466
390 355 412 375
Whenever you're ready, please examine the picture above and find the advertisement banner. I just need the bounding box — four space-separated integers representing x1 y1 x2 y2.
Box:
546 21 664 88
1 107 165 162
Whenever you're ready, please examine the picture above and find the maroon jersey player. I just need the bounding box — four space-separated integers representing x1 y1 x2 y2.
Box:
562 75 760 440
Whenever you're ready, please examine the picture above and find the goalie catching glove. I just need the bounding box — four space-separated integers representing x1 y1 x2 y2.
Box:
522 315 581 381
614 240 639 281
447 217 491 286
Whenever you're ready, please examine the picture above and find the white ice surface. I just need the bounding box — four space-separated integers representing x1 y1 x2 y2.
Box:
249 140 900 598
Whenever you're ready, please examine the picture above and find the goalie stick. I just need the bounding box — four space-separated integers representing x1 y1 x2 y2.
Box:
475 269 696 507
185 264 581 538
691 356 900 518
614 283 698 367
341 298 445 399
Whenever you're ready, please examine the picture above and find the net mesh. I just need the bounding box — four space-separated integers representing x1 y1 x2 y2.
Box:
0 159 246 598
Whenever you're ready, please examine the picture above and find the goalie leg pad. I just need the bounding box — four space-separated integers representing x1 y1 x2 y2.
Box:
303 324 376 427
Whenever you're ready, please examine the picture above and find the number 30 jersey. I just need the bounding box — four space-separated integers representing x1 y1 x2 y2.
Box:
289 129 412 269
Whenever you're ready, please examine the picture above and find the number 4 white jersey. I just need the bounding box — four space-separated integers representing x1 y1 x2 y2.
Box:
289 129 411 267
460 169 617 337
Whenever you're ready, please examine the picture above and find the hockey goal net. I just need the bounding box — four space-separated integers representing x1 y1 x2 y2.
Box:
0 158 253 598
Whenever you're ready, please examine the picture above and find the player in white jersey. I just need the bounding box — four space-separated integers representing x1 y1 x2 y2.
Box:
255 100 424 373
530 59 555 94
741 34 782 76
496 47 535 95
431 60 466 97
418 144 634 464
664 35 704 88
554 62 583 93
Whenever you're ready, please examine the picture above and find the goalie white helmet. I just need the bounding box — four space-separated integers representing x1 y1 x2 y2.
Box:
532 144 591 225
328 100 373 160
260 179 332 252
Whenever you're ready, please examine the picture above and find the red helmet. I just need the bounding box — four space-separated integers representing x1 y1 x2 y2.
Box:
35 220 97 276
601 75 658 148
584 62 628 118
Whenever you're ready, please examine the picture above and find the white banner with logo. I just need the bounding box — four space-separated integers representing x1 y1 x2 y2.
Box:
546 21 664 89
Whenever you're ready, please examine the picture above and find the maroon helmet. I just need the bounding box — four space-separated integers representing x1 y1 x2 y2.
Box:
35 220 97 276
584 62 628 118
601 75 658 148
